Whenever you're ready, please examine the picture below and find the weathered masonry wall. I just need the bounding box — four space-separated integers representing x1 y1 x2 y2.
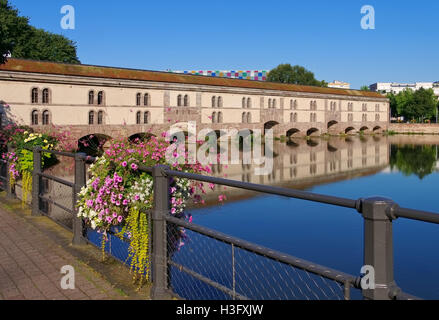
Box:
389 124 439 134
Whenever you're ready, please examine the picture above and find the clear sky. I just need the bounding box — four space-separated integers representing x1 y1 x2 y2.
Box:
8 0 439 89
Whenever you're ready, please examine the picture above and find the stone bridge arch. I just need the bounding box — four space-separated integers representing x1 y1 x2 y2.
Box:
264 121 280 136
286 128 301 139
77 133 112 156
345 127 356 134
306 127 320 137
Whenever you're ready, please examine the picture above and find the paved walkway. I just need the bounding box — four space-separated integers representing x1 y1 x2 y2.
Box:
0 205 131 300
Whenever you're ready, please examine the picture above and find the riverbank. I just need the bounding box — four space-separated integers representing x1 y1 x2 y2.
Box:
388 123 439 135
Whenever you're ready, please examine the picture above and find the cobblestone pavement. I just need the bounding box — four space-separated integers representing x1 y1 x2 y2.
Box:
0 205 130 300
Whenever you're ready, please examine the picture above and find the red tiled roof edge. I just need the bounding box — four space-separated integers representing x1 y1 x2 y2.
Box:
0 58 386 99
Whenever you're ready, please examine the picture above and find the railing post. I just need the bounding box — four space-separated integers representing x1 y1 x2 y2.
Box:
360 197 399 300
31 146 42 216
151 165 170 300
72 153 87 245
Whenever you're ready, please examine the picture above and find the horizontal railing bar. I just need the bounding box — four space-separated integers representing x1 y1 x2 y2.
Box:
138 164 153 173
164 169 358 209
393 207 439 225
393 291 420 300
165 215 360 287
168 260 249 300
39 149 77 158
38 172 75 188
39 195 74 214
24 147 97 163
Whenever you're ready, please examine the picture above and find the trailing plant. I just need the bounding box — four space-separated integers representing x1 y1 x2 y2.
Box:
3 131 58 205
76 137 214 289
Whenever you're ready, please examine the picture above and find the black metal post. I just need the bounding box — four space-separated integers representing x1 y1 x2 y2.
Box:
31 146 42 216
360 197 399 300
151 165 170 300
73 153 87 245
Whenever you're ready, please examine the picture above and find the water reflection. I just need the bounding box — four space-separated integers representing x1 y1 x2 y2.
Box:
35 135 439 222
390 144 438 179
206 136 390 204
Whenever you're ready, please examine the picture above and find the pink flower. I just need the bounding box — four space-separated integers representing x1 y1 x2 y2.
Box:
131 163 138 170
117 216 123 223
121 161 127 167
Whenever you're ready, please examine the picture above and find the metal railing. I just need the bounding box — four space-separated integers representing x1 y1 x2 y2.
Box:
2 146 439 300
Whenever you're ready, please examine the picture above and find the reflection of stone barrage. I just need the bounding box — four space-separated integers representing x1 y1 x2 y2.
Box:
202 136 391 204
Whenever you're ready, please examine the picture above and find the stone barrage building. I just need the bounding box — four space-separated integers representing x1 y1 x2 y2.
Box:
0 59 389 144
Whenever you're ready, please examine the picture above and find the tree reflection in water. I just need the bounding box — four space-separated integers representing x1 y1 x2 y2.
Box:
390 144 438 179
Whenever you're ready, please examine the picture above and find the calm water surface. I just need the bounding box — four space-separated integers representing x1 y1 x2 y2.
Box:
186 135 439 299
41 134 439 299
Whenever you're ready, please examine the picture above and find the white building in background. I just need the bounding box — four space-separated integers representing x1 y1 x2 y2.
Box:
370 82 439 96
328 80 350 89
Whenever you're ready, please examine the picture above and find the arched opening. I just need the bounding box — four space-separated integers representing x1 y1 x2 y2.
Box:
306 139 319 147
77 134 111 157
97 91 104 105
129 133 156 143
327 143 338 152
287 140 300 147
360 126 369 132
327 120 338 129
373 126 382 132
345 127 356 134
169 130 194 144
31 110 39 125
264 121 279 135
42 110 50 125
306 127 319 137
286 128 300 138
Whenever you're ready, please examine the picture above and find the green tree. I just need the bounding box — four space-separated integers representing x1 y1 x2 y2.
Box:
267 64 327 87
395 89 415 120
412 88 437 122
389 88 438 122
387 92 397 117
390 144 437 179
360 85 370 91
0 0 80 64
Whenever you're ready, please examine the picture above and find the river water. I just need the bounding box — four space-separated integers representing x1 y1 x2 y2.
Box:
185 135 439 299
37 134 439 299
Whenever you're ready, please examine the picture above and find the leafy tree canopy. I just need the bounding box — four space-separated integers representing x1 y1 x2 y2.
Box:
360 85 370 91
267 64 327 87
388 88 437 122
0 0 80 64
390 144 437 179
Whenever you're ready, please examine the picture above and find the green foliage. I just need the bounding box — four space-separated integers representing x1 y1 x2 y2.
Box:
388 88 438 122
390 144 437 179
117 208 150 289
0 0 80 64
7 131 58 205
360 85 370 91
267 64 327 87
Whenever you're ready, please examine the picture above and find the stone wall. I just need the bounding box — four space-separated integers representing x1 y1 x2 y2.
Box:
389 123 439 134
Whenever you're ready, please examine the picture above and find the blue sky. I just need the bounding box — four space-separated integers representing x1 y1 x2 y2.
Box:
8 0 439 89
